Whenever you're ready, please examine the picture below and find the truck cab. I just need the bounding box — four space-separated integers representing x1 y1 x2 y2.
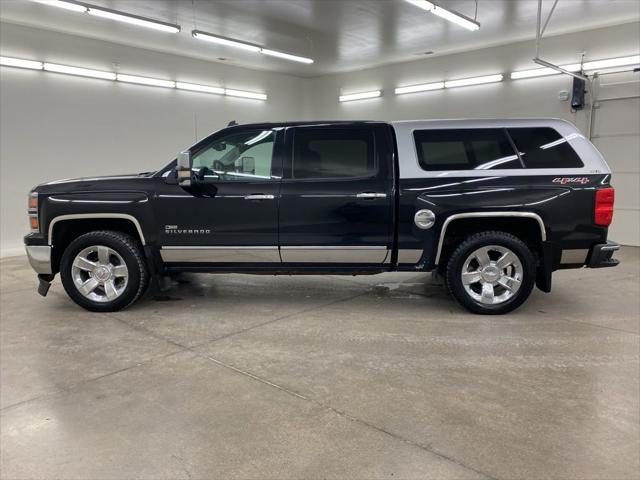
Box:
25 118 619 314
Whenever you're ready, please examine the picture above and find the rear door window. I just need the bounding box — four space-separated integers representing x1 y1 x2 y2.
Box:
414 129 521 171
507 127 584 168
292 128 376 179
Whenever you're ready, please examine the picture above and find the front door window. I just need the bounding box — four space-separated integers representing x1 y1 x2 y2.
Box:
192 130 276 181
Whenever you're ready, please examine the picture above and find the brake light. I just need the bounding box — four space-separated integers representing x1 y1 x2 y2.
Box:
594 187 615 226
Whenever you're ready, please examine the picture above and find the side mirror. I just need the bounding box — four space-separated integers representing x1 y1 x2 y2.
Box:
177 151 191 186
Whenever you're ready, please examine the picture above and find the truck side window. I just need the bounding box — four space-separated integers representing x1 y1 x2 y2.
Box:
508 128 584 168
192 130 275 181
292 128 375 179
414 129 520 171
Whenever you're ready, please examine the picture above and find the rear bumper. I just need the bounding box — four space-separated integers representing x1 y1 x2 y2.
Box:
587 241 620 268
25 245 52 274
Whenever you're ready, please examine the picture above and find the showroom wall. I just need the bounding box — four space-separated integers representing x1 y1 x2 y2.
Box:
1 21 638 254
300 22 640 246
0 23 305 254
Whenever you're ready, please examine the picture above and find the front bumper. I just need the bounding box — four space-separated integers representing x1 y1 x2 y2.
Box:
587 241 620 268
25 245 52 274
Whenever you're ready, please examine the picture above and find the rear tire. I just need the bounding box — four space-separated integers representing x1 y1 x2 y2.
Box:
60 230 149 312
445 231 535 315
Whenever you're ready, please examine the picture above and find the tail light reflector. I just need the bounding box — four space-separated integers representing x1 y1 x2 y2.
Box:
594 187 615 226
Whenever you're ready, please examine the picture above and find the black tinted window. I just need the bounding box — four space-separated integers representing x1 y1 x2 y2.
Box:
508 127 584 168
414 129 520 171
293 128 375 179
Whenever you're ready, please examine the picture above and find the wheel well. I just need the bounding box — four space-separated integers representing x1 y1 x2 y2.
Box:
437 217 543 271
50 218 142 273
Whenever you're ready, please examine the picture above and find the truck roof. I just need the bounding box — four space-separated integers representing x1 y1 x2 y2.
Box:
230 117 575 130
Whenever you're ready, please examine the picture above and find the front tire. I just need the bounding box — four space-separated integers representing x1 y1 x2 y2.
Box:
445 231 535 315
60 231 149 312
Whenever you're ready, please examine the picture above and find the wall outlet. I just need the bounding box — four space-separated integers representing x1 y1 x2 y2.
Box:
558 90 570 101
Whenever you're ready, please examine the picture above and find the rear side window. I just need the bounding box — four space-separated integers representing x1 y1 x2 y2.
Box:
508 127 584 169
414 129 521 171
293 128 375 179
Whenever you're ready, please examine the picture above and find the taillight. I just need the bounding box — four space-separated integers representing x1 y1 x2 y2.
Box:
594 187 614 226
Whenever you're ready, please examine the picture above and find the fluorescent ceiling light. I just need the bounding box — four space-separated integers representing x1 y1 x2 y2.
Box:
0 56 43 70
192 30 261 52
511 55 640 80
583 55 639 71
588 65 639 75
395 81 444 95
404 0 480 31
339 90 382 102
88 7 180 33
44 62 116 80
445 74 503 88
116 74 175 88
176 82 225 95
2 55 270 98
261 49 314 64
30 0 87 12
510 63 581 80
225 89 268 100
193 30 314 64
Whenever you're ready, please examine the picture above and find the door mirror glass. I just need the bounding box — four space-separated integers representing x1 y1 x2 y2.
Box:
177 151 192 186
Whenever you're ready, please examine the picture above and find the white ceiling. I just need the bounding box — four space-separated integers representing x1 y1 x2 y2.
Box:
1 0 638 77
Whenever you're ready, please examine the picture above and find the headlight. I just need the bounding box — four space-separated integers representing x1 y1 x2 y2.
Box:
28 192 39 233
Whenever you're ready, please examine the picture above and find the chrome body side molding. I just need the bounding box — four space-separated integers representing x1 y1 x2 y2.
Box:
160 245 390 263
280 246 389 263
397 249 423 264
48 213 146 245
434 212 546 265
161 246 280 263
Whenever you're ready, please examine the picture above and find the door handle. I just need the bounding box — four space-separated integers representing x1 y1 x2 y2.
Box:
244 194 275 200
356 192 387 199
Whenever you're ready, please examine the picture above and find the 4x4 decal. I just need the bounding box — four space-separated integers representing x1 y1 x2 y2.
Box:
552 177 590 185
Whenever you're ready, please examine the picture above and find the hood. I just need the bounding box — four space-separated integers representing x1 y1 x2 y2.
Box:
33 171 157 194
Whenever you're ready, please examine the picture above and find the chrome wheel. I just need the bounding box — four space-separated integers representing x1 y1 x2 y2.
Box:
461 245 523 305
71 245 129 303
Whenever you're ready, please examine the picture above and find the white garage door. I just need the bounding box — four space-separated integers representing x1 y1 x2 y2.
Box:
591 72 640 246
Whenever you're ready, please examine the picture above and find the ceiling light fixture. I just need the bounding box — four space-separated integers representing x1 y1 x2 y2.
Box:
0 56 43 70
87 6 180 33
510 63 581 80
176 82 225 95
116 74 176 88
511 55 639 80
445 74 503 88
192 30 314 64
29 0 87 12
261 48 314 65
2 55 268 100
339 90 382 102
44 62 116 80
404 0 480 31
224 89 268 100
395 81 444 95
582 55 640 71
192 31 261 52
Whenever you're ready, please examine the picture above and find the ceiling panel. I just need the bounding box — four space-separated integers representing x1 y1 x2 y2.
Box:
0 0 638 76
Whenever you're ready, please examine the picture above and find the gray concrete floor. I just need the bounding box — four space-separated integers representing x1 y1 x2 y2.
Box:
1 248 639 480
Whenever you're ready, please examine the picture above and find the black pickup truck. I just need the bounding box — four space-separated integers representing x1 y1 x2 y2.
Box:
25 118 619 314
